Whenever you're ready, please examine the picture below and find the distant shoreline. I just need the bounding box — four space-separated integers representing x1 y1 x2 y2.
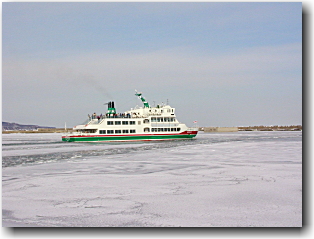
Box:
199 125 302 132
2 128 73 134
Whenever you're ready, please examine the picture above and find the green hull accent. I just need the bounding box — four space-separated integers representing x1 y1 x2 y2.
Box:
62 133 197 142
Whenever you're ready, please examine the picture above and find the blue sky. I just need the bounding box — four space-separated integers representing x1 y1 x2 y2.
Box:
2 2 302 127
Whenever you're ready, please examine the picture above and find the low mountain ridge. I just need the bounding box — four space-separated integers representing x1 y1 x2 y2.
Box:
2 122 55 131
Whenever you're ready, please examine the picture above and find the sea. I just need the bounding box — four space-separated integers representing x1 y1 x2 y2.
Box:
2 131 302 227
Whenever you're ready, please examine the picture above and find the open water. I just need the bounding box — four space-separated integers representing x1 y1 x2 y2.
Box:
2 131 302 227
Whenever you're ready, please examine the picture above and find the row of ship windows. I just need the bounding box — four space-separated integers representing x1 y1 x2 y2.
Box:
107 121 136 125
99 129 136 134
151 117 176 122
151 128 181 132
98 128 181 134
106 118 176 125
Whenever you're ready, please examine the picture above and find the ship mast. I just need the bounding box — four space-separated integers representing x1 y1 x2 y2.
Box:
135 90 150 108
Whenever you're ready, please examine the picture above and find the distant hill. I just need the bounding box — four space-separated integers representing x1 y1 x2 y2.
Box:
2 122 55 131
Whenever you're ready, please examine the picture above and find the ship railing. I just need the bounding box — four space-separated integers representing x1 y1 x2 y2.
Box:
87 112 172 120
89 115 141 119
88 119 105 125
87 112 178 122
87 115 151 121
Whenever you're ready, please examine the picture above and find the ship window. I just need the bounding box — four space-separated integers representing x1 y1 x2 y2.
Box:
157 128 161 132
130 129 136 133
151 117 157 122
99 130 106 134
115 121 121 125
115 130 121 134
144 128 150 132
143 119 149 124
130 121 135 125
107 130 114 134
107 121 114 125
171 128 174 131
123 130 129 133
122 121 129 125
157 117 164 122
177 128 180 131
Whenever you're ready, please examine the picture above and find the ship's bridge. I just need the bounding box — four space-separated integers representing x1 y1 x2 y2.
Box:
124 104 175 118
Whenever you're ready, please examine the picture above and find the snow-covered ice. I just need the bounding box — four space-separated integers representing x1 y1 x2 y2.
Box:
2 131 302 227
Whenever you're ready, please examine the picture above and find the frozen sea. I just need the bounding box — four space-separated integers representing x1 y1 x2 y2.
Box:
2 131 302 227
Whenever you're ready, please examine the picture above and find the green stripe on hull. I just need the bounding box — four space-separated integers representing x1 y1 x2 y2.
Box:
62 134 197 142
